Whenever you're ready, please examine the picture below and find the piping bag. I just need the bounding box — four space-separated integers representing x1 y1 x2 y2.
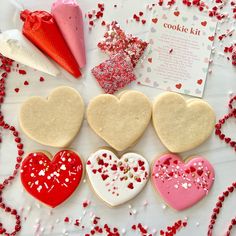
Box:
52 0 86 68
0 29 59 76
20 10 81 78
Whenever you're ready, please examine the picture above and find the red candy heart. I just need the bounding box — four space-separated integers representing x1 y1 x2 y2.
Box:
21 150 83 208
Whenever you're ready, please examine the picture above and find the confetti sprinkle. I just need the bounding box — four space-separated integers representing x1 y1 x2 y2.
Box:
98 21 148 67
91 52 136 94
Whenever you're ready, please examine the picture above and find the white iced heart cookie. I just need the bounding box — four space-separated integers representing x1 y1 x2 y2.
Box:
19 86 84 147
0 29 59 76
87 91 152 151
152 92 215 153
86 149 149 206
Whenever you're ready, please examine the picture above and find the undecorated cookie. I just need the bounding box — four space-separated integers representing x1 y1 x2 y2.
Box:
87 91 151 151
19 86 84 147
86 149 149 207
21 149 84 208
152 153 215 211
152 92 215 153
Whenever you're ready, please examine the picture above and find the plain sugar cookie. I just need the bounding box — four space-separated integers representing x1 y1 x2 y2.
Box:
87 91 151 151
151 153 215 211
152 92 215 153
86 149 149 207
19 86 84 147
21 149 84 208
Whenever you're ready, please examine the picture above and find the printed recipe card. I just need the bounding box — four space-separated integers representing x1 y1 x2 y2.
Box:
139 8 217 97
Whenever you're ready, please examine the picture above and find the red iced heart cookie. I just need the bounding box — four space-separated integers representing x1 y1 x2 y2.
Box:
152 153 214 211
21 150 83 208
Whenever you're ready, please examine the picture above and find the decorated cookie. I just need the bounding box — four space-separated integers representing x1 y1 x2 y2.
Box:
19 86 84 147
152 92 215 153
86 149 149 206
21 150 83 208
152 153 215 211
87 91 151 151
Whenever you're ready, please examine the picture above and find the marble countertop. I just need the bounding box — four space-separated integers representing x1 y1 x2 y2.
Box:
0 0 236 235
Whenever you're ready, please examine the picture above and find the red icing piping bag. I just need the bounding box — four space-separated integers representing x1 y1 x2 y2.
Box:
20 10 81 78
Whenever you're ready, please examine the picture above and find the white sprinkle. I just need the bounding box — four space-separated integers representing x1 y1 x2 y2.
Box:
152 229 157 234
132 209 137 215
162 204 167 210
196 222 200 227
39 170 45 176
30 173 34 177
65 178 69 183
37 186 42 192
61 164 66 170
122 228 126 234
182 183 188 189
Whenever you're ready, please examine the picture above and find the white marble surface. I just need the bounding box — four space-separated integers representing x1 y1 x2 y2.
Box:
0 0 236 235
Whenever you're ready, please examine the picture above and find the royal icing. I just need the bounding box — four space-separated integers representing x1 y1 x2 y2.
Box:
0 29 59 76
21 150 83 208
86 149 149 206
51 0 86 68
152 153 215 211
20 10 81 78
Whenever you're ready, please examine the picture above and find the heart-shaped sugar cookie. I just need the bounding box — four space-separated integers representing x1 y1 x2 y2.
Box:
19 86 84 147
87 91 151 151
21 150 83 208
86 149 149 206
152 153 214 210
152 92 215 153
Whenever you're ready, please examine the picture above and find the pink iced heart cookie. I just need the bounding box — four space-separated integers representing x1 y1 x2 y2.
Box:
86 149 149 207
152 153 214 211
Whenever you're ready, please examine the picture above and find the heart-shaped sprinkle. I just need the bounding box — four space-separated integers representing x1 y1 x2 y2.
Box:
174 11 180 17
152 18 158 24
21 150 83 208
208 36 215 41
152 153 215 210
86 149 149 206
